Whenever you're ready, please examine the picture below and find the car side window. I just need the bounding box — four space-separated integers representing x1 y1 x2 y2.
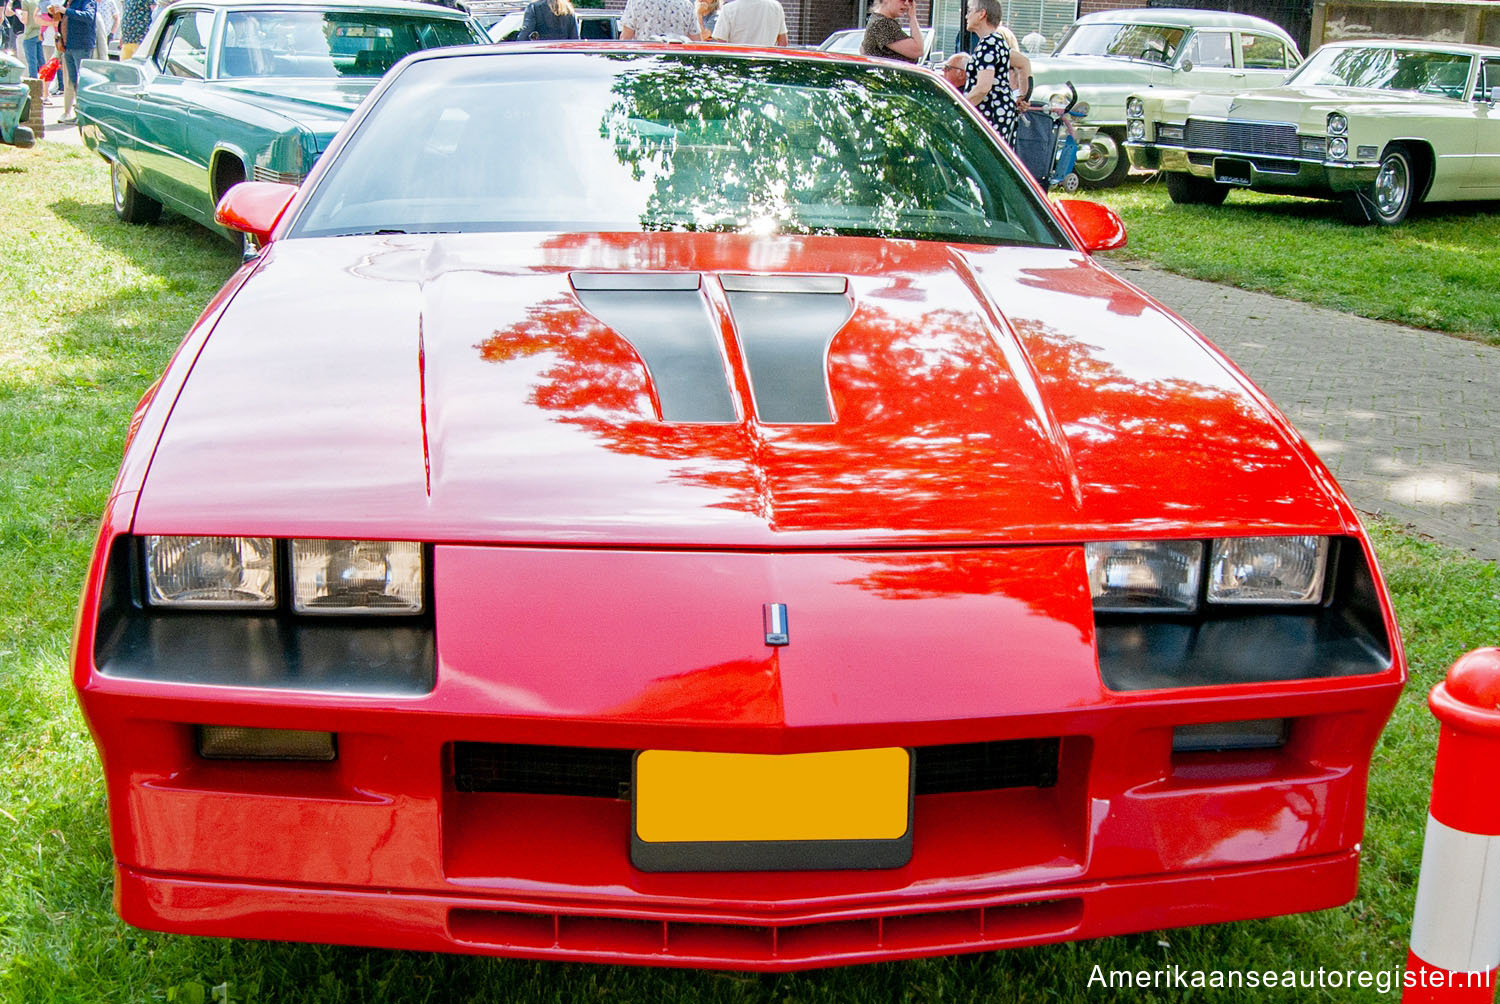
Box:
580 16 615 40
1240 32 1290 70
1481 60 1500 103
1179 31 1232 69
154 10 214 79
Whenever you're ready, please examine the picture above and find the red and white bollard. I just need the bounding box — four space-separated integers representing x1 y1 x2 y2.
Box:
1403 648 1500 1003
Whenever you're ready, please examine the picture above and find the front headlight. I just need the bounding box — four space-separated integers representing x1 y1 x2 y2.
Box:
1157 124 1185 141
1127 119 1146 141
145 536 276 608
1326 112 1348 137
1126 96 1144 119
292 539 425 614
1085 541 1203 612
1207 536 1328 605
1087 536 1330 612
1328 137 1348 160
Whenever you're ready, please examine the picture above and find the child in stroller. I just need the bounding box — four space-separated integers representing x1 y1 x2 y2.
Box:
1012 80 1087 192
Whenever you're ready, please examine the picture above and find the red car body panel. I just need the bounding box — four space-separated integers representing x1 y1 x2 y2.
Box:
129 234 1346 544
73 224 1405 969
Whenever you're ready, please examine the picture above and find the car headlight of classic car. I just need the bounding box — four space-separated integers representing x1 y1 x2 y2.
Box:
1086 535 1326 611
145 536 425 613
1125 96 1146 141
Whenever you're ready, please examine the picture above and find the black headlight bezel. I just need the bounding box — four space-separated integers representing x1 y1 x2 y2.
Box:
93 535 437 696
1093 536 1393 692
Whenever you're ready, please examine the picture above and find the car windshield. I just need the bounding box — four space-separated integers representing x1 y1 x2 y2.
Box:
487 12 523 40
290 51 1066 247
820 28 931 54
1055 23 1186 63
1289 45 1474 97
220 11 482 78
820 30 861 53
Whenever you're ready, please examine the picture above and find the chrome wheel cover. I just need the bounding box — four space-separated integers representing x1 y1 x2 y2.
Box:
1077 133 1120 182
111 160 126 214
1374 155 1409 220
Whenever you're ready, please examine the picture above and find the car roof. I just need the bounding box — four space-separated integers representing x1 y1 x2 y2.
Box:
1071 7 1296 38
400 39 935 70
1314 37 1500 59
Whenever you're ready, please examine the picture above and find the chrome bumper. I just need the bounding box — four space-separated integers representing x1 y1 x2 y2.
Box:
1126 142 1380 192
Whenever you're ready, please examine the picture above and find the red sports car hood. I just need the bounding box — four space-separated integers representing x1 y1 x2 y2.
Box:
131 232 1347 546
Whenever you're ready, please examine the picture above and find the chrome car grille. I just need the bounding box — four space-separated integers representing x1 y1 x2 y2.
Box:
1184 119 1299 158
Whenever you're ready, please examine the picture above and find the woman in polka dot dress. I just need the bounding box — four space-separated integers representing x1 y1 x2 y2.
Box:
962 0 1017 146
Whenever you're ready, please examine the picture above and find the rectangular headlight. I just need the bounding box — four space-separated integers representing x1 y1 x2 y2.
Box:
291 539 424 614
145 536 276 608
1207 536 1328 605
1085 541 1202 613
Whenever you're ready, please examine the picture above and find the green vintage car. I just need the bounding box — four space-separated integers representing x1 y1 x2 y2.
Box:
1027 9 1301 187
1125 40 1500 224
1 51 35 149
77 0 485 244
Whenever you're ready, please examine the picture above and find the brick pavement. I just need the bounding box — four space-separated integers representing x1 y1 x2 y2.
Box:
1108 262 1500 561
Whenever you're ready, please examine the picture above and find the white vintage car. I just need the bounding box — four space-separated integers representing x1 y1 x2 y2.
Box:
1028 8 1302 187
1124 39 1500 224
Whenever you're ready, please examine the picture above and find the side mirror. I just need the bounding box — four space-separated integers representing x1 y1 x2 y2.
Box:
1055 199 1127 252
1478 62 1499 105
215 181 298 244
1179 59 1193 72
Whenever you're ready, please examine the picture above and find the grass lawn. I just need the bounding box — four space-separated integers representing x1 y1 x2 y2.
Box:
3 141 1499 1003
1094 177 1500 345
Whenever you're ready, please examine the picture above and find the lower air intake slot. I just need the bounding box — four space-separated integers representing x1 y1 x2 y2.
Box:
451 738 1061 798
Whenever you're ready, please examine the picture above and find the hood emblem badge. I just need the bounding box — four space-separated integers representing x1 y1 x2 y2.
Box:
764 603 789 647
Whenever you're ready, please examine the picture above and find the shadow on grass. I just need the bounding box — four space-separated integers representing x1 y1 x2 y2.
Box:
31 198 241 388
50 195 239 277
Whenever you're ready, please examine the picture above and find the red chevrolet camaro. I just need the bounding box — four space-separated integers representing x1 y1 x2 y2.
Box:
73 44 1406 970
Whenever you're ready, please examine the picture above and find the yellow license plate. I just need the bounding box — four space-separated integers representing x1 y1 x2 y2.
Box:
634 747 910 844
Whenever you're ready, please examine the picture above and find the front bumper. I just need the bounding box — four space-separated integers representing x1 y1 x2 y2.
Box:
1127 142 1379 193
77 534 1403 968
119 850 1361 969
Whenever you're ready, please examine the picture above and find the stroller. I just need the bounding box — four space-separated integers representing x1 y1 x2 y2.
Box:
1012 80 1087 193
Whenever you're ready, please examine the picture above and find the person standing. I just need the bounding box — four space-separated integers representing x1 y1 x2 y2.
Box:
998 20 1029 102
16 0 42 76
859 0 921 63
47 0 92 123
710 0 785 46
514 0 577 40
92 0 116 58
962 0 1016 145
118 0 147 57
618 0 699 41
695 0 716 39
3 2 18 56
